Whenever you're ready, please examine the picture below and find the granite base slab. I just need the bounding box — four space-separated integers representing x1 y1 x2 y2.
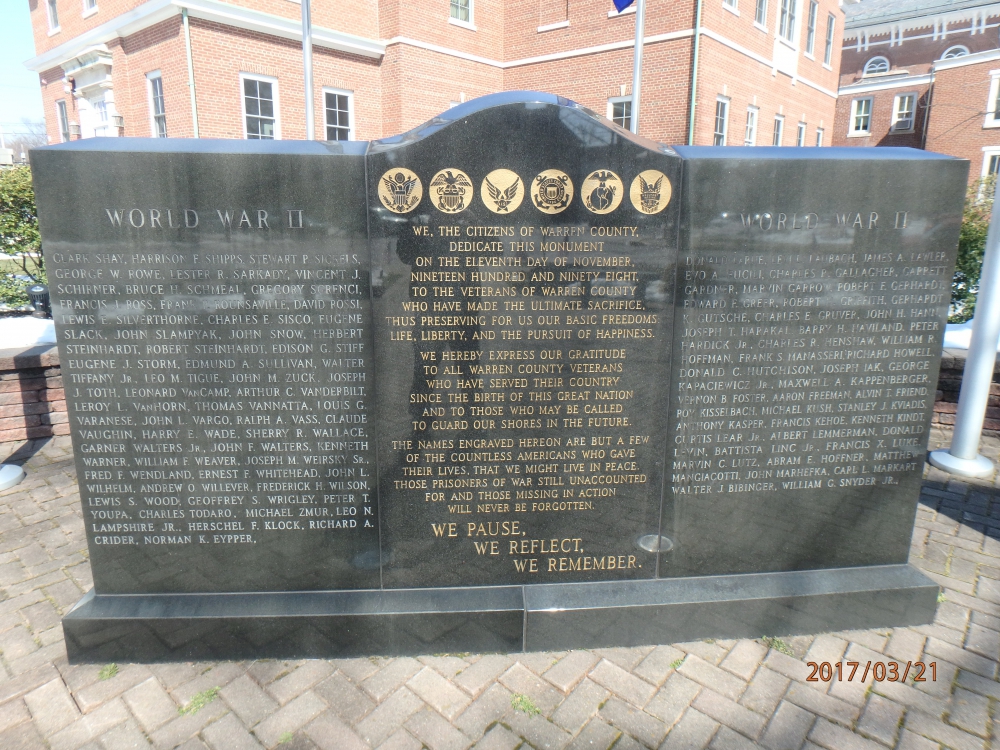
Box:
63 565 937 663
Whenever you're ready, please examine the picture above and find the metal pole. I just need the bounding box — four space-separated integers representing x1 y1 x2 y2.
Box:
630 0 645 135
929 202 1000 477
183 9 199 139
687 0 703 145
302 0 314 140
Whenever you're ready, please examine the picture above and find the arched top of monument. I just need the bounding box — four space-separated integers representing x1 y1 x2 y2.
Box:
368 90 676 157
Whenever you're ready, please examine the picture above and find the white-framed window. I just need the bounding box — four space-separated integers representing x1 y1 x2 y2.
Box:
983 149 1000 179
849 97 873 135
986 72 1000 128
796 121 806 146
147 73 167 138
713 97 729 146
744 107 758 146
323 88 353 141
864 57 890 76
891 92 916 132
941 45 970 60
608 97 632 131
92 99 108 137
723 0 738 14
241 74 279 140
824 14 835 66
755 0 767 27
450 0 474 27
805 1 818 55
779 0 797 43
46 0 60 32
772 115 784 146
815 127 824 146
56 100 70 142
83 0 97 14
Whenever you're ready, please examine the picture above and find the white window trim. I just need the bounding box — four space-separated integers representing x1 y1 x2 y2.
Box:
773 114 784 146
796 121 807 146
986 71 1000 128
804 0 818 58
777 0 800 48
890 91 917 133
723 0 740 17
322 86 355 141
848 97 873 137
713 96 730 146
537 20 569 32
823 14 836 69
146 71 165 138
940 45 970 60
46 0 60 34
607 95 632 130
744 106 759 146
82 0 98 17
240 72 281 140
863 56 890 76
981 147 1000 179
608 5 636 16
753 0 767 32
815 127 824 147
56 100 69 142
448 0 475 30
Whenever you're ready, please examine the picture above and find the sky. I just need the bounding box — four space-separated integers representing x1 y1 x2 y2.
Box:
0 1 46 141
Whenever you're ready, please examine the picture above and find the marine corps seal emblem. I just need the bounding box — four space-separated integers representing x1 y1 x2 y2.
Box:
581 170 623 214
532 170 573 214
629 170 671 214
481 169 524 213
429 169 473 214
377 168 422 214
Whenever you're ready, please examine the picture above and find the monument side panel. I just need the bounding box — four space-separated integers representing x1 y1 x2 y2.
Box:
668 149 967 577
369 100 681 587
31 144 380 594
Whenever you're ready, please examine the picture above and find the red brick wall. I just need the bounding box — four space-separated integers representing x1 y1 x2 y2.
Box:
0 348 67 444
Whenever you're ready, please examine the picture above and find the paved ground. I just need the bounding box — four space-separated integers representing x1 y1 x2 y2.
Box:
0 429 996 750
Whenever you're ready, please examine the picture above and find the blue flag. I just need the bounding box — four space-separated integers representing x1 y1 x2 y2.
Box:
613 0 635 10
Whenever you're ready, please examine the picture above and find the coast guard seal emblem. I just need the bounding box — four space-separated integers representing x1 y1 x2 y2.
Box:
481 169 524 213
429 169 473 214
378 168 422 214
629 170 671 214
581 170 623 214
532 170 573 215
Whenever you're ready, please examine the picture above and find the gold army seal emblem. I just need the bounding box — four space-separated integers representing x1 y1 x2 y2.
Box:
429 169 473 213
629 170 672 214
377 168 422 214
531 170 574 214
581 170 623 214
481 169 524 213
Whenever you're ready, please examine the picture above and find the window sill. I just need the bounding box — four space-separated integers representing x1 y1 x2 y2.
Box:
537 20 569 32
984 119 1000 129
723 3 740 16
448 17 477 31
82 6 98 17
608 5 636 16
803 52 815 60
776 36 797 51
47 26 61 36
822 62 832 70
753 21 768 32
846 131 871 138
890 127 914 134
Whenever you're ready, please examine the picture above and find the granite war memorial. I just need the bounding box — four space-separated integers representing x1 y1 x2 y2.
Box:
30 93 968 662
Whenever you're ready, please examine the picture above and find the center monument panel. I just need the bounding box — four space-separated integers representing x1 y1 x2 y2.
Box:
368 98 680 586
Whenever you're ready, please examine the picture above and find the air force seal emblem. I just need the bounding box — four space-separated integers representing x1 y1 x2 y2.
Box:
429 169 473 214
481 169 524 213
581 170 623 214
629 170 672 214
532 170 573 214
377 169 422 214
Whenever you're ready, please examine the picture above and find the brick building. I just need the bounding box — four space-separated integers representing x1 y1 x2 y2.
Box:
834 0 1000 181
25 0 843 147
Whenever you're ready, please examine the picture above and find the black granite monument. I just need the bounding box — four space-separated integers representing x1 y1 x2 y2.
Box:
30 93 966 662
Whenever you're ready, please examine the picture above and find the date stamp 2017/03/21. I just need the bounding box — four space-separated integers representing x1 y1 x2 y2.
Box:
807 662 937 682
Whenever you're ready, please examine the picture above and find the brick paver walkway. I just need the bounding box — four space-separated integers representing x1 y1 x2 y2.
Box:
0 428 996 749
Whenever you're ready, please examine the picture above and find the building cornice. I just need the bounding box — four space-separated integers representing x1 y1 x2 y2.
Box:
24 0 385 73
838 72 933 94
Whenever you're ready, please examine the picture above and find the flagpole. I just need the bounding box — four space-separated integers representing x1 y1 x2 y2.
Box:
302 0 314 140
630 0 646 134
